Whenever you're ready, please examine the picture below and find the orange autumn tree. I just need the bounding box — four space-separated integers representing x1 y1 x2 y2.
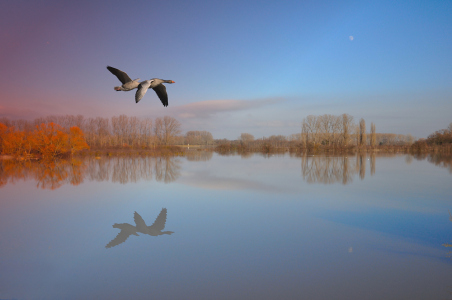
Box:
30 123 69 158
68 126 89 155
0 124 33 157
1 122 89 158
0 123 8 153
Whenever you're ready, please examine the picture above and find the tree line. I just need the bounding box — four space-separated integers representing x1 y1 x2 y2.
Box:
411 123 452 152
217 114 416 153
299 114 414 147
0 122 89 158
1 113 430 158
0 114 219 149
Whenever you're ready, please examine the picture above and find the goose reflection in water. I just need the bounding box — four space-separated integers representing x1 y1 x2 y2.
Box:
106 208 174 248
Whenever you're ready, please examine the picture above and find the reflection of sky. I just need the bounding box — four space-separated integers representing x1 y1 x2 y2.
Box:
0 154 451 299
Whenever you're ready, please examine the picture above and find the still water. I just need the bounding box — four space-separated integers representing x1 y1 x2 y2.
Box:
1 152 451 299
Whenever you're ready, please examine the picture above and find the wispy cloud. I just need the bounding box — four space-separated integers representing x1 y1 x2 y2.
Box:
172 98 284 119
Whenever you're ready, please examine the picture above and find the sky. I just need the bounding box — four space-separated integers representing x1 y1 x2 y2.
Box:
0 0 451 139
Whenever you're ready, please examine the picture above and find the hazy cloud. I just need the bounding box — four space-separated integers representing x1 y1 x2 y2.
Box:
172 98 284 119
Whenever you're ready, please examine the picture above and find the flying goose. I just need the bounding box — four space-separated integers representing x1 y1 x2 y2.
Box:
107 66 175 107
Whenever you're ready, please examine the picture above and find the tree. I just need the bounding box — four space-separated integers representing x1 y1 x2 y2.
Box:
186 131 213 145
68 126 89 155
370 122 376 147
154 116 181 145
30 123 69 158
240 133 254 145
359 118 367 146
340 114 353 146
0 123 7 153
302 115 318 146
2 128 31 156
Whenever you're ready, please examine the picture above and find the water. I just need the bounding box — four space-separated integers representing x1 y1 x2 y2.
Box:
1 152 451 299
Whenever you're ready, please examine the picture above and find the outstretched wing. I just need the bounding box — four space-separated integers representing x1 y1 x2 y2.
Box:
135 81 151 103
149 208 168 231
152 84 168 107
107 66 132 84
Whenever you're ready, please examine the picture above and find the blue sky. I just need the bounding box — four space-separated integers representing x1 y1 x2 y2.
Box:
0 0 451 139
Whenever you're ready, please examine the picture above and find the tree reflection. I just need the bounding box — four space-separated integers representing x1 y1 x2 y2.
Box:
106 208 174 248
0 155 182 189
155 157 181 183
301 155 358 184
1 153 451 189
185 150 213 161
411 153 452 173
0 158 86 190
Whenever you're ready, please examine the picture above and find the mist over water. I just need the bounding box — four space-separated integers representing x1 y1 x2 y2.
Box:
1 152 451 299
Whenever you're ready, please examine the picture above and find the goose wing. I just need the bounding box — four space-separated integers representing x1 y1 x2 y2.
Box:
152 84 169 107
149 208 168 231
107 66 132 84
135 80 152 103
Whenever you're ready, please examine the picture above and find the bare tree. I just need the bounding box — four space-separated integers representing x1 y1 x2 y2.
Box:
154 116 181 145
302 115 319 146
370 122 376 147
240 133 254 145
186 131 214 145
359 118 367 146
340 114 353 146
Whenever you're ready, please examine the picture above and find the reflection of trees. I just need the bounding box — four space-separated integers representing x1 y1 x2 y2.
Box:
85 156 181 184
370 153 376 175
0 156 182 189
240 152 253 159
155 157 181 183
301 154 370 184
185 150 213 162
0 159 86 190
106 208 174 248
356 153 366 180
34 160 70 190
425 154 452 173
411 153 452 173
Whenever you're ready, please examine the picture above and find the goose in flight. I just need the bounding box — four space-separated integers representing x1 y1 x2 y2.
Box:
135 79 175 107
106 66 141 91
107 66 175 107
106 208 174 248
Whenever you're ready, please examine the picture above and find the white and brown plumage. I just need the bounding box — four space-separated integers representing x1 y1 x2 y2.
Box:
107 66 175 107
135 78 175 107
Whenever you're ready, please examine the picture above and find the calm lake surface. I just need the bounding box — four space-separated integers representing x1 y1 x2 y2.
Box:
1 152 451 300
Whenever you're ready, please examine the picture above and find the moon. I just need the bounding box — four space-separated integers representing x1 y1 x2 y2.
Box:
349 36 354 41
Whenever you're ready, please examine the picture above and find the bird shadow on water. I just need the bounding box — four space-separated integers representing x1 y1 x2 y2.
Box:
443 210 452 258
106 208 174 249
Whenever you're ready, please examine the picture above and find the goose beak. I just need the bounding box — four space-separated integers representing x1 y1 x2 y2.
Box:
171 81 175 83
